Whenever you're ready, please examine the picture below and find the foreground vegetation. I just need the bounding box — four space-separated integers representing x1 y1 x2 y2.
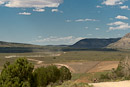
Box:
99 57 130 82
0 50 129 87
0 58 71 87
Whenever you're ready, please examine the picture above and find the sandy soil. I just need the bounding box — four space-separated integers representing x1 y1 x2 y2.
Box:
90 80 130 87
64 61 101 73
88 61 119 73
28 58 44 64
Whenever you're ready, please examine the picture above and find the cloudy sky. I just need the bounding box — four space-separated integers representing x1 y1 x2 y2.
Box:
0 0 130 45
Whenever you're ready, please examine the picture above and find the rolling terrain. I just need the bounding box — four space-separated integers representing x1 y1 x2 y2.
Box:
0 41 65 53
0 41 41 47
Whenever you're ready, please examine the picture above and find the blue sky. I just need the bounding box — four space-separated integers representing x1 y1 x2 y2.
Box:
0 0 130 45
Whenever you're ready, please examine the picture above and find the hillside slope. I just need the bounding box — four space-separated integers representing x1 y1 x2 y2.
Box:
0 41 45 53
107 33 130 49
0 41 41 47
0 41 65 52
70 38 120 48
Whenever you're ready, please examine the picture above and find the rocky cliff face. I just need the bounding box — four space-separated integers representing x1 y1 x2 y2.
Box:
107 33 130 49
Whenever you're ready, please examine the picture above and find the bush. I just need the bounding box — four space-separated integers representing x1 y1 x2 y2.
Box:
33 65 71 87
46 65 61 83
34 65 61 87
0 58 72 87
0 58 34 87
59 66 71 82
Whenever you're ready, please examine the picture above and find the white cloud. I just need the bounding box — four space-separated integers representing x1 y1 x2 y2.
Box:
107 21 125 25
85 27 88 29
0 1 4 5
0 0 63 9
51 9 63 13
18 12 31 15
96 28 100 30
115 15 128 20
87 34 92 36
38 36 42 38
102 0 126 6
120 5 130 10
75 18 98 22
107 21 130 30
32 36 85 45
66 20 72 22
52 9 58 12
96 5 102 8
33 8 45 12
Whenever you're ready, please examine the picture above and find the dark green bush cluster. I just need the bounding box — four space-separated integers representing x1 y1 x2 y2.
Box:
33 65 71 87
0 58 71 87
0 58 34 87
100 57 130 81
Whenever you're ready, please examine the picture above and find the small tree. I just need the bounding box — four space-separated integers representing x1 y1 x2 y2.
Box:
59 66 71 82
33 65 61 87
33 67 48 87
46 65 61 84
0 58 34 87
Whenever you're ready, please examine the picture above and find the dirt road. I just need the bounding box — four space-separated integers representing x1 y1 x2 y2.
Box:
90 80 130 87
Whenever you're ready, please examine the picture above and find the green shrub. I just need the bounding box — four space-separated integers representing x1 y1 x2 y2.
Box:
34 65 71 87
0 58 72 87
0 58 34 87
59 66 71 82
46 65 61 83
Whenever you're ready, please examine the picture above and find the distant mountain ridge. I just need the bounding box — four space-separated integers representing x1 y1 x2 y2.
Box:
0 41 41 47
107 33 130 49
0 33 129 53
0 41 45 53
70 38 121 48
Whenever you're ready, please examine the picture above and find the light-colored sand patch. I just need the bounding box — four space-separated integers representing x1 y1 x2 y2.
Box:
28 58 43 64
50 53 61 57
88 61 119 73
5 55 17 58
5 55 45 58
54 63 75 73
90 80 130 87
